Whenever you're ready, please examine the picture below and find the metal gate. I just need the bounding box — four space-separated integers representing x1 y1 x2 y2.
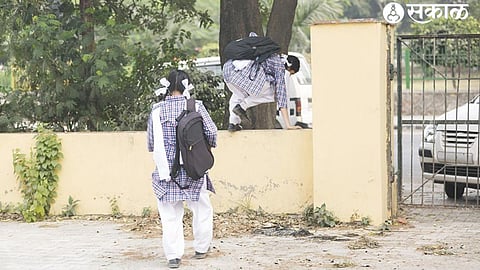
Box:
396 34 480 207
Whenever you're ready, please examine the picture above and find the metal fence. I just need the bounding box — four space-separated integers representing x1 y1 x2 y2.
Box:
396 34 480 207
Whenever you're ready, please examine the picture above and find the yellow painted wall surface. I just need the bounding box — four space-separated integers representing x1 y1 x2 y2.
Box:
0 130 313 215
311 21 393 224
0 22 395 224
212 130 313 213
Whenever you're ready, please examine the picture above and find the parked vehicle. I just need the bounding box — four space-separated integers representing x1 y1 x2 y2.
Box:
194 52 313 128
418 95 480 198
193 56 223 76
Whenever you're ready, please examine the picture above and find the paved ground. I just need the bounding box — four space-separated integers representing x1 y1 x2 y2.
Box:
2 206 480 270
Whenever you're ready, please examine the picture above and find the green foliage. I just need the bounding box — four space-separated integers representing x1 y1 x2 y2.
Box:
0 0 217 132
0 201 18 214
341 0 382 19
142 207 152 218
350 211 371 226
188 67 226 127
196 42 219 57
12 125 63 222
0 86 33 132
303 203 339 228
469 0 480 19
0 66 10 90
0 0 348 130
408 17 480 79
0 67 15 131
61 196 80 217
109 196 121 218
412 16 480 36
290 0 344 53
361 216 372 226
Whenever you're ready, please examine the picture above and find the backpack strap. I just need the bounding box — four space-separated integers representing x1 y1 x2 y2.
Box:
170 98 197 190
186 98 196 112
170 121 182 180
248 60 261 81
170 123 190 189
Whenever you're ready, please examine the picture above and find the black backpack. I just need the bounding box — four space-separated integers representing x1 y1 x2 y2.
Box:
223 36 280 63
170 99 214 189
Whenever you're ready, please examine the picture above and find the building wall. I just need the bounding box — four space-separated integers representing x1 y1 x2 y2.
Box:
0 21 396 225
0 130 313 216
311 20 395 224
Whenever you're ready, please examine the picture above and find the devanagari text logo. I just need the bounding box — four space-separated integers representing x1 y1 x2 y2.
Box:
383 2 469 24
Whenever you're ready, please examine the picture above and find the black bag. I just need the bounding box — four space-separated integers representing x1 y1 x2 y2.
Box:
170 99 214 189
223 36 280 63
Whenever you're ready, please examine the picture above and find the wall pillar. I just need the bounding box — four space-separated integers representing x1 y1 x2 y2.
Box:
311 20 395 225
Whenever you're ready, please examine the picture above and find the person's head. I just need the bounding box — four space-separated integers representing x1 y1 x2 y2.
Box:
285 55 300 75
166 69 191 95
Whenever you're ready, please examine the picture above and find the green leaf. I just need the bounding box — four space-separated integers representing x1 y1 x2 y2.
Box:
82 54 93 63
95 59 108 70
97 76 109 89
106 18 116 27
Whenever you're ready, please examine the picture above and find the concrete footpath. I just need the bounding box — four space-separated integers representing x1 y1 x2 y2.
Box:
2 206 480 270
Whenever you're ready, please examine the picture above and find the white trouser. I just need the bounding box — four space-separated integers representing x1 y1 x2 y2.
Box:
156 180 213 260
227 82 274 124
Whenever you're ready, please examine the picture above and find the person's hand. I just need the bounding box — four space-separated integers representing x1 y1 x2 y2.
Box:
279 108 302 130
286 125 301 130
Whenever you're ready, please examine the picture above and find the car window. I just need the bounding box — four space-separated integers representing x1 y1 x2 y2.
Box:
197 64 222 76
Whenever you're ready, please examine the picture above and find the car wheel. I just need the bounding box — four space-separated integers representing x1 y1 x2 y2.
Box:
444 182 466 199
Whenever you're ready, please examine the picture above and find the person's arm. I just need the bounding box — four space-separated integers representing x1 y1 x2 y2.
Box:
279 107 301 130
272 56 300 130
198 101 218 147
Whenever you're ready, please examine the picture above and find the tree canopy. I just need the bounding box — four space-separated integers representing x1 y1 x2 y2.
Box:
0 0 220 132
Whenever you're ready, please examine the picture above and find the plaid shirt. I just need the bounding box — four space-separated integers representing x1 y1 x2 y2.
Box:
147 95 217 202
223 54 288 109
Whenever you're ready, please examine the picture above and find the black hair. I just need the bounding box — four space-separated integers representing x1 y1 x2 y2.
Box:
166 69 191 94
285 55 300 73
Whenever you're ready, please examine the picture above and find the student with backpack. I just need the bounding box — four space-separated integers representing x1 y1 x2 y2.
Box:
147 69 218 269
223 32 301 131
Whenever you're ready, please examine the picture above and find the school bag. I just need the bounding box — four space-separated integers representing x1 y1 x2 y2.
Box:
223 36 281 63
170 98 214 189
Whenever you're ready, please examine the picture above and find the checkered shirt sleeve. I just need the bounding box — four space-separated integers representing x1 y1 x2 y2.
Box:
262 55 288 109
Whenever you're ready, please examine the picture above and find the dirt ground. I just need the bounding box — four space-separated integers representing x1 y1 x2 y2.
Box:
117 206 480 269
2 206 480 269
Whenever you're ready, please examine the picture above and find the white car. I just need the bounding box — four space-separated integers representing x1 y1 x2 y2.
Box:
194 52 313 129
419 95 480 198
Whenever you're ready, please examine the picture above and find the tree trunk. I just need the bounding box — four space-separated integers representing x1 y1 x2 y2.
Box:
266 0 297 54
80 0 95 53
248 0 297 129
245 102 278 129
219 0 263 65
219 0 263 129
219 0 297 130
80 0 96 130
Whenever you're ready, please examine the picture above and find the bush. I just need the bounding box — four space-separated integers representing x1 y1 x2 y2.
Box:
303 203 339 228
